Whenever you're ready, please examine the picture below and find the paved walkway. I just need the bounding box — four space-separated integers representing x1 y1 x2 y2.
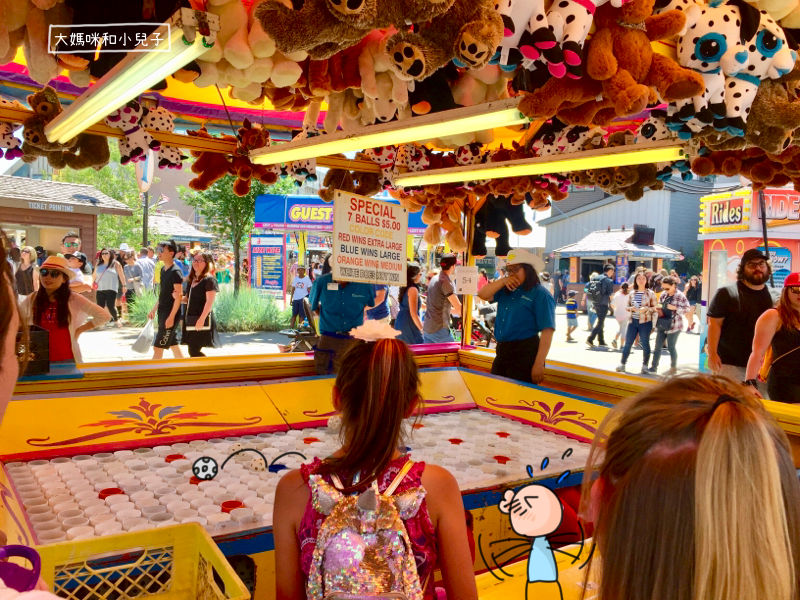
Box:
77 305 703 376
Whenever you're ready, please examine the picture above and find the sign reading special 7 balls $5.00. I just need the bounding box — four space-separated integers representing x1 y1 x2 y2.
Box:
333 190 408 286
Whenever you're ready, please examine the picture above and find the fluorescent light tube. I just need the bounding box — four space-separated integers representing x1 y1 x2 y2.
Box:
45 8 218 144
250 98 526 165
395 140 684 187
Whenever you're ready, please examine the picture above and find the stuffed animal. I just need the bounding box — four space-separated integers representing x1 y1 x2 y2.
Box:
489 0 559 72
229 119 278 196
254 0 456 59
104 100 160 165
482 194 533 258
385 0 503 81
319 154 357 202
186 128 237 191
139 105 187 170
364 145 399 189
0 97 24 161
288 103 321 186
613 163 665 199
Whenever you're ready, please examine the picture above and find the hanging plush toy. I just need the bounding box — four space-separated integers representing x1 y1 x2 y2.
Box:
289 102 321 186
488 0 559 73
0 98 24 161
364 145 399 189
104 100 160 165
140 106 186 170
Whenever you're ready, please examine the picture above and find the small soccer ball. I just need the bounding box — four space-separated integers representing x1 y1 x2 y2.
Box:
229 443 244 453
327 415 342 433
192 457 219 481
250 457 266 472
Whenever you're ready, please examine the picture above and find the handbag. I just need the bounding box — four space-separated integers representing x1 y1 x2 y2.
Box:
185 284 211 331
759 344 800 382
92 264 111 292
656 294 674 331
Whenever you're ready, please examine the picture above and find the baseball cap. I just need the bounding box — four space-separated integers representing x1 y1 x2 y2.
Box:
439 253 457 269
604 263 615 272
741 249 769 265
568 290 577 296
65 251 88 266
784 272 800 287
506 248 545 272
119 243 130 251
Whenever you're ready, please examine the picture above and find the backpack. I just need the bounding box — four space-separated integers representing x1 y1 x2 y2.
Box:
307 461 427 600
586 279 602 303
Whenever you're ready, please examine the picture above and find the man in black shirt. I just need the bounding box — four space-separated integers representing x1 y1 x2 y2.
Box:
707 249 774 392
148 239 184 359
586 264 616 347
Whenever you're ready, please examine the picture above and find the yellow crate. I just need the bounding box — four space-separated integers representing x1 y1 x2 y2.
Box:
36 523 250 600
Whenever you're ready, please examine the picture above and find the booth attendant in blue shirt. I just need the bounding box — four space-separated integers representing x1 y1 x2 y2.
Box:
478 248 556 384
309 255 376 375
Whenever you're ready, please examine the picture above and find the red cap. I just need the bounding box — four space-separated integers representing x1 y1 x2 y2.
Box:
784 272 800 287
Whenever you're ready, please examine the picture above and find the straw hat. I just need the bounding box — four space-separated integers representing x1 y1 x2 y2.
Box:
189 245 203 255
38 256 73 279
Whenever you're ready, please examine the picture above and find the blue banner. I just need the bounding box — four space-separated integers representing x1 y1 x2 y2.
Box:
758 246 793 288
250 234 285 298
255 194 426 234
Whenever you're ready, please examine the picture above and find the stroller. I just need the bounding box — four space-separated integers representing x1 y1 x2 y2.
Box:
278 298 319 353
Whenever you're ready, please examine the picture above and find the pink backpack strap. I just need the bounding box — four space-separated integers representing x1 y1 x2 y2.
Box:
385 460 415 497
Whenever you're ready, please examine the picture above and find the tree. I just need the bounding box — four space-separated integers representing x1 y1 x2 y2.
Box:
179 175 295 295
54 144 160 249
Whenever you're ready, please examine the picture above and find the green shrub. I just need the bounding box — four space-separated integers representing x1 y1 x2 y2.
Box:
126 287 290 332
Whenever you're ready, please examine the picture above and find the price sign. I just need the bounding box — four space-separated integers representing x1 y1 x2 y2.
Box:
455 266 479 295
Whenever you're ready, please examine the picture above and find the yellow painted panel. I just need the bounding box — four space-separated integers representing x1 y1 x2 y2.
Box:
261 368 477 428
460 370 609 443
251 550 275 600
0 465 32 546
0 383 287 460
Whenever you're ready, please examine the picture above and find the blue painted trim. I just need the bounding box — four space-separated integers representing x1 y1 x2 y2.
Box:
457 367 614 408
420 366 459 373
215 528 275 555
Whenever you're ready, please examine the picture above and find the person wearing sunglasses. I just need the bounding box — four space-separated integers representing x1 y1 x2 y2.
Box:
93 249 126 327
684 274 702 333
60 232 92 276
477 249 555 384
18 256 110 364
707 249 774 393
745 272 800 403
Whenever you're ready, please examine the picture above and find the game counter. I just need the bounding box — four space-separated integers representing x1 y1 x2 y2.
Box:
6 347 800 599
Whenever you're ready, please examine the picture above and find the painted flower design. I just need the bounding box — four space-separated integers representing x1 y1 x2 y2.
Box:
26 398 262 447
485 398 598 435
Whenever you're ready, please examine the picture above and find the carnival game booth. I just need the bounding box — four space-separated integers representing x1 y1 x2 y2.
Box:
697 188 800 370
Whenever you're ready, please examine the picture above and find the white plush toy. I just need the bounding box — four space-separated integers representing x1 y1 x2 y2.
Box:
104 100 160 165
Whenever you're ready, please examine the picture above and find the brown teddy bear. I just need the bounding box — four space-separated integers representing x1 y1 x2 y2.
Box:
22 86 110 171
613 163 664 200
230 120 279 196
520 0 703 122
255 0 455 59
187 128 237 191
385 0 503 81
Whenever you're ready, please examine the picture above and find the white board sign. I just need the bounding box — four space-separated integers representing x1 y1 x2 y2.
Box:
333 190 408 285
455 266 479 296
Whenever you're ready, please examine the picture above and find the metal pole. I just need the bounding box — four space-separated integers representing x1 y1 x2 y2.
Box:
461 197 476 349
758 190 775 288
143 191 149 247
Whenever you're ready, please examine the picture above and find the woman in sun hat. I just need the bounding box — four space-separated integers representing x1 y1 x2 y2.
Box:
18 256 110 363
477 248 556 384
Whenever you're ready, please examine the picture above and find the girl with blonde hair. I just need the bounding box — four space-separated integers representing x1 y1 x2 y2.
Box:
581 373 800 600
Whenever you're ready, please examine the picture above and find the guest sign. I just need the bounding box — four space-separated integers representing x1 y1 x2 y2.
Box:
333 190 408 285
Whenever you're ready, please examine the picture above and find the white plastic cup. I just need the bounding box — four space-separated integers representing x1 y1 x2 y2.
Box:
53 501 80 514
109 502 136 515
57 509 85 523
181 490 205 502
159 494 181 507
38 529 66 544
236 489 258 503
190 497 213 510
116 509 142 521
30 512 58 526
114 450 134 460
204 486 226 498
174 509 198 522
79 498 106 510
149 513 174 526
230 507 254 522
140 475 164 486
146 481 166 492
153 487 175 499
198 504 221 518
62 517 90 531
27 504 54 518
137 498 160 509
252 504 271 521
206 513 231 528
156 467 177 478
213 493 235 505
47 494 72 508
130 491 155 503
33 520 61 533
84 505 111 518
123 517 149 531
95 520 123 535
167 500 190 514
182 516 207 526
142 504 166 518
67 525 97 540
75 490 98 502
105 494 130 507
89 513 116 527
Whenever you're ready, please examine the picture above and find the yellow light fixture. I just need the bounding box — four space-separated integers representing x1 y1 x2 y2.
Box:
45 8 219 144
395 139 684 187
250 98 526 165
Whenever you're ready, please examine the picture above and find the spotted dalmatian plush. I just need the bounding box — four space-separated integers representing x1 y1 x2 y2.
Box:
652 0 694 14
720 8 797 136
488 0 558 73
672 0 759 134
558 124 605 154
364 145 399 189
104 100 160 165
288 109 321 187
635 111 680 180
0 98 24 161
544 0 632 79
140 106 186 170
454 141 488 189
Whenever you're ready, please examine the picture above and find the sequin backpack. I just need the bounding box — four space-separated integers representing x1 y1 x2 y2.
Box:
306 460 427 600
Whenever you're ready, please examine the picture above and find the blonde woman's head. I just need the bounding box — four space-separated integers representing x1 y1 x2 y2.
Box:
581 373 800 600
